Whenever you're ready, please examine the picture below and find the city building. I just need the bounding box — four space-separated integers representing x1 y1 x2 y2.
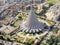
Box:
45 2 60 21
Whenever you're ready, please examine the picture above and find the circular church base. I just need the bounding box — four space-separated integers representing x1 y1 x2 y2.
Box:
20 29 43 34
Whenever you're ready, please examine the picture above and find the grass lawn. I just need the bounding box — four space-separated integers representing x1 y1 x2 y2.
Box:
47 0 59 4
38 17 55 26
14 20 22 27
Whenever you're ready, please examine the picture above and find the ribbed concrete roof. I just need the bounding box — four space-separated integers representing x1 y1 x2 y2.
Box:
20 8 49 34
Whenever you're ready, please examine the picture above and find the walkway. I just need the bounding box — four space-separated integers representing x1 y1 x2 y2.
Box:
35 31 49 45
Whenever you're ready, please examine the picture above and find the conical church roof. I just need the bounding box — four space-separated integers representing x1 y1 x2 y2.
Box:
20 8 49 34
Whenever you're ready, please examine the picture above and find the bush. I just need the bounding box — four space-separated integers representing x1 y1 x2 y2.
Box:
18 16 23 20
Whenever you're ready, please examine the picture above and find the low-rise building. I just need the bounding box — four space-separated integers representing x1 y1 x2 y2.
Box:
45 2 60 21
